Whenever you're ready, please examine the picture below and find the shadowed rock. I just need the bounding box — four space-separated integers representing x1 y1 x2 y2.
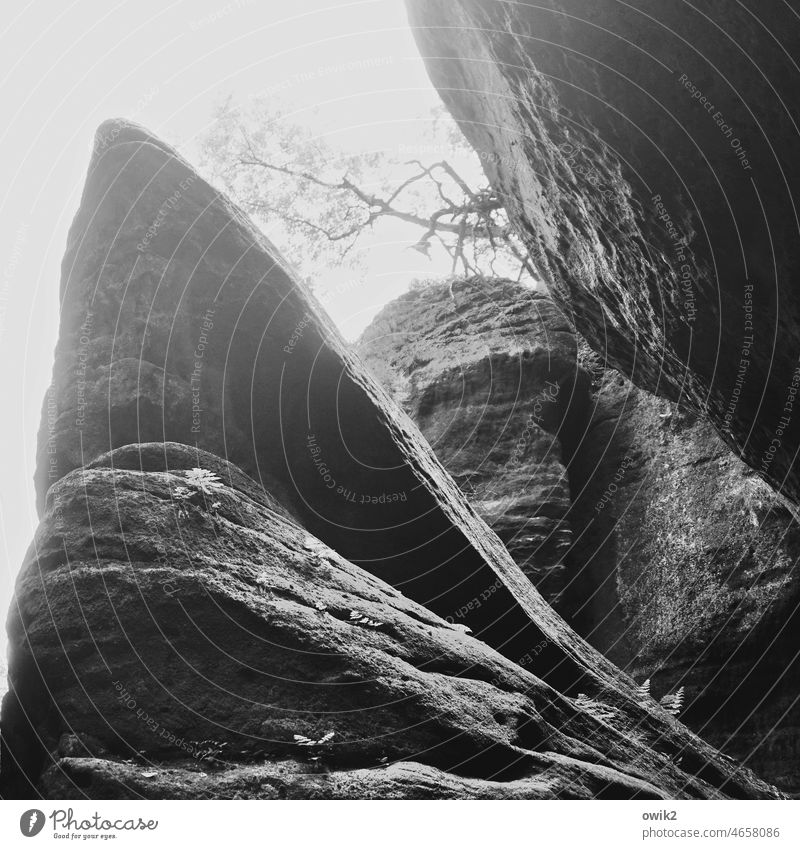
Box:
360 276 800 793
0 444 780 799
569 371 800 793
27 119 634 695
405 0 800 506
1 121 782 799
357 277 590 605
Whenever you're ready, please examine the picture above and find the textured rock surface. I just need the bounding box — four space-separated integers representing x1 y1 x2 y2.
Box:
360 278 800 793
406 0 800 505
0 444 779 799
571 369 800 794
30 118 608 691
1 121 783 800
357 278 589 604
35 755 650 800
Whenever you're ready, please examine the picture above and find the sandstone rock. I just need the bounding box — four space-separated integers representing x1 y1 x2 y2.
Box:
34 758 647 799
357 277 589 604
32 118 603 690
0 444 780 799
2 120 782 800
359 276 800 793
406 0 800 505
569 371 800 793
33 754 657 801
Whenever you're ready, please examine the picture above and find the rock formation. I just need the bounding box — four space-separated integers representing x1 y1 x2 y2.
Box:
5 442 750 801
0 120 781 799
357 278 589 606
572 369 800 794
359 277 800 793
405 0 800 506
32 119 574 677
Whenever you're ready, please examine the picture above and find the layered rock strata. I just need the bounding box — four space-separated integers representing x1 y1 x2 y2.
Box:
360 278 800 793
406 0 800 506
2 443 779 799
0 120 780 800
357 278 589 605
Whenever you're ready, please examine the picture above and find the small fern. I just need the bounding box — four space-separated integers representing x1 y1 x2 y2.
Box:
660 686 685 716
192 739 228 761
185 467 224 494
293 731 335 747
349 610 383 628
636 678 652 703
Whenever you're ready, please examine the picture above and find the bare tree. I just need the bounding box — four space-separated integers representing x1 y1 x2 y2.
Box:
199 98 536 284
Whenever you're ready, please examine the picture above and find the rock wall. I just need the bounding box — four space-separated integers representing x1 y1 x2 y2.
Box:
405 0 800 506
357 278 590 606
359 277 800 793
572 368 800 794
6 441 755 801
0 121 779 800
32 119 582 681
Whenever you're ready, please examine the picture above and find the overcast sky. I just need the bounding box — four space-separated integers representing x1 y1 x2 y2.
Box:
0 0 461 672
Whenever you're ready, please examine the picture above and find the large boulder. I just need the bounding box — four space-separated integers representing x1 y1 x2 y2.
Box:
0 443 779 799
32 119 599 690
405 0 800 505
357 278 589 604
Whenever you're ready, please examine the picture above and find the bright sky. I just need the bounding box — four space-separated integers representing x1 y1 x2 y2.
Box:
0 0 462 676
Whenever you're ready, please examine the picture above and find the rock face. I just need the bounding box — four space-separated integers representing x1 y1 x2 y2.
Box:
2 120 782 799
359 278 800 793
571 370 800 794
32 119 592 686
405 0 800 506
357 278 590 605
5 442 778 800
